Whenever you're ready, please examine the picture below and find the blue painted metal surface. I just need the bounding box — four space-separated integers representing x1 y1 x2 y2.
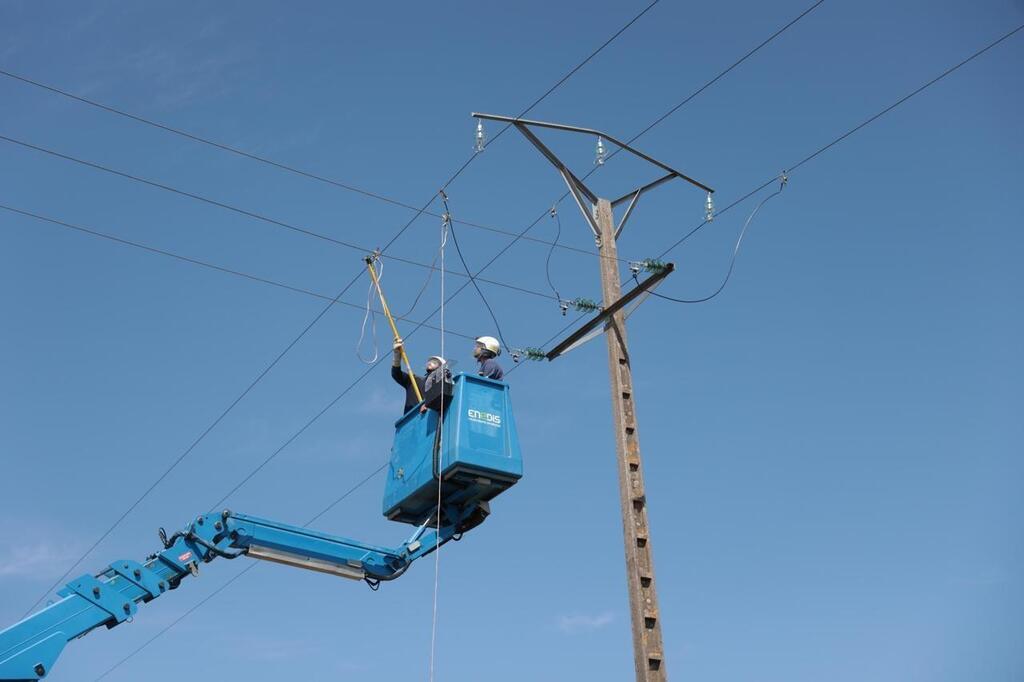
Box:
383 372 523 525
0 506 475 680
0 372 523 680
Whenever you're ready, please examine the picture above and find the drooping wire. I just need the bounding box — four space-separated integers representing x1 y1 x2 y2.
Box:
544 205 563 303
356 257 382 363
24 0 663 634
643 175 787 304
440 192 512 353
66 6 847 626
397 246 442 318
69 5 854 672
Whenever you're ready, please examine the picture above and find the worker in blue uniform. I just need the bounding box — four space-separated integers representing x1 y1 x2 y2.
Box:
392 338 445 413
473 335 504 380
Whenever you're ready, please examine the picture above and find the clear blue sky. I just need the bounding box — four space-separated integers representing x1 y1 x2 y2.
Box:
1 1 1022 680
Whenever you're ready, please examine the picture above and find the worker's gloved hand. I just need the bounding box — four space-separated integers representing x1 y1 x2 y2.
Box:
392 339 404 367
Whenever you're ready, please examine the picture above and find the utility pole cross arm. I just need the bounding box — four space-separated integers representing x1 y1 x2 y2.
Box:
545 264 674 361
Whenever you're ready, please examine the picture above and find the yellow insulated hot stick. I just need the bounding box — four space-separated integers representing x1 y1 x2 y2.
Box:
364 254 423 404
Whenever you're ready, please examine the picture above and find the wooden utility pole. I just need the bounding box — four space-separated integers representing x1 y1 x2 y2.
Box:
471 112 714 681
595 199 665 680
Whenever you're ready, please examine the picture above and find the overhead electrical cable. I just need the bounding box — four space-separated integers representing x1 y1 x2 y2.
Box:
22 0 663 618
523 0 826 312
142 8 859 659
0 203 477 340
88 152 613 678
512 21 1024 365
18 263 368 617
644 178 786 303
544 206 563 302
615 0 826 153
441 192 512 353
61 6 872 675
87 194 592 681
653 21 1024 265
0 133 558 302
0 70 630 262
92 461 388 682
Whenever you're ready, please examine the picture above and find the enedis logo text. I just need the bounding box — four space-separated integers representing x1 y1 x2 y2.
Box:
467 408 501 426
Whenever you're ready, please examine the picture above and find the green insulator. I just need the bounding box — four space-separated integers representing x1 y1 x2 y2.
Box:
639 258 669 274
571 297 602 313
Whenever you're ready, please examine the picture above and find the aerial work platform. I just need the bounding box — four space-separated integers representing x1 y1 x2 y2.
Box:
0 372 523 680
383 372 522 526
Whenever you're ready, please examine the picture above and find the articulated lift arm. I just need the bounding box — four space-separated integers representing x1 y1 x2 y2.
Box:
0 503 480 681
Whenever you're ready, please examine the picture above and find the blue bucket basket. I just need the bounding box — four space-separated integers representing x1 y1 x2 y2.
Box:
383 372 523 526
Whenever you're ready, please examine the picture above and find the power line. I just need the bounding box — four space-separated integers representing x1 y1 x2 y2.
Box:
92 462 388 682
18 264 368 617
130 3 999 667
0 71 626 263
645 180 786 303
621 0 826 150
17 0 660 619
92 0 833 539
88 157 594 680
0 133 559 302
787 24 1024 174
441 192 512 352
205 185 578 514
62 2 834 673
474 0 662 155
0 68 421 210
88 196 577 681
653 21 1024 267
0 202 478 340
520 0 825 291
513 20 1024 363
494 0 825 325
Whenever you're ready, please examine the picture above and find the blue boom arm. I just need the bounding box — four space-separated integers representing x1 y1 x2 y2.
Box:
0 502 484 681
2 371 522 681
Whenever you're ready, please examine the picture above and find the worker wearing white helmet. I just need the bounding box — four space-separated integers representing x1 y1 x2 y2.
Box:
391 338 446 414
473 336 504 381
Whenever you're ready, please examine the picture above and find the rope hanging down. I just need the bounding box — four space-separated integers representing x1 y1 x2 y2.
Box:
429 191 450 682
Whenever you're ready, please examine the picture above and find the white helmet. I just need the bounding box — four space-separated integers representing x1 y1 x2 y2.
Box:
475 336 501 356
426 355 446 368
